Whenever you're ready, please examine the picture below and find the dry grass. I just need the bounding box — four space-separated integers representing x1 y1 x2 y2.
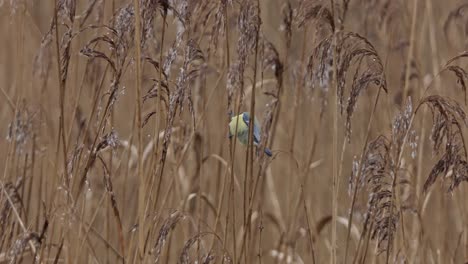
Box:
1 0 468 263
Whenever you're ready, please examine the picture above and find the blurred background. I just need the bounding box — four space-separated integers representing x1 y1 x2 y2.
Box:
0 0 467 263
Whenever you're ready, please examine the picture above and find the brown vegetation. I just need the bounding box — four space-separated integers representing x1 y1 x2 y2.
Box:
1 0 468 263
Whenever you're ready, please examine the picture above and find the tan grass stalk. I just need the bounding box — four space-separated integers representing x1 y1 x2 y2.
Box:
402 0 419 100
410 1 440 262
0 182 36 255
301 184 316 263
152 10 168 212
52 0 69 193
329 0 338 262
132 0 144 260
242 3 260 260
344 89 383 262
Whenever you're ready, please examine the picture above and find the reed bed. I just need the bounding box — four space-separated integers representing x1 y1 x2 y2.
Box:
0 0 468 263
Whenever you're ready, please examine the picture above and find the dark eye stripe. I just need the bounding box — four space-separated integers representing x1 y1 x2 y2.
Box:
242 113 250 125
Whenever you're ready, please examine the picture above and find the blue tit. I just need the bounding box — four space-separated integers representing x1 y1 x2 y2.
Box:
228 112 272 157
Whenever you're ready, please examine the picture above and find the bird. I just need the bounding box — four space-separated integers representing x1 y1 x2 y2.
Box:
228 112 272 157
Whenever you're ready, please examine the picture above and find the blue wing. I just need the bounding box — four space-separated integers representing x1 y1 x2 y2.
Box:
242 112 261 145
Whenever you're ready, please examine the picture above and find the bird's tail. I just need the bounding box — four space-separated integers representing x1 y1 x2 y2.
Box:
264 147 272 157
